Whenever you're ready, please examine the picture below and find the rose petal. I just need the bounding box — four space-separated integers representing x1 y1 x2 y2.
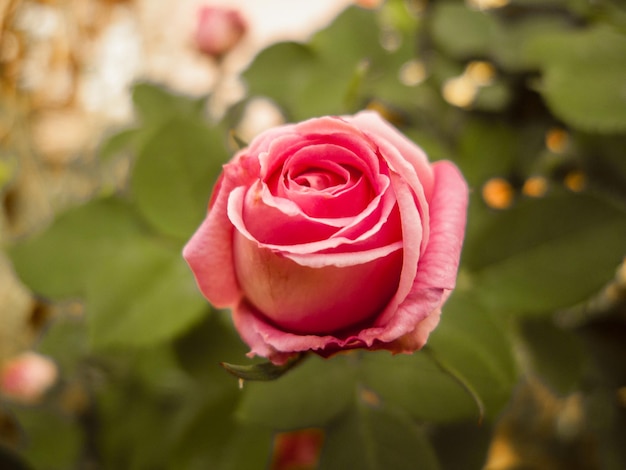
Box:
233 233 403 334
230 180 400 261
183 178 241 308
414 161 468 290
346 111 435 200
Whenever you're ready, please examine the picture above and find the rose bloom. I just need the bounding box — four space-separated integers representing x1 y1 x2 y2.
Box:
195 6 246 58
184 111 468 364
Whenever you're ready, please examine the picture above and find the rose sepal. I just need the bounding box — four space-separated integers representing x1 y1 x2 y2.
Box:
220 353 307 382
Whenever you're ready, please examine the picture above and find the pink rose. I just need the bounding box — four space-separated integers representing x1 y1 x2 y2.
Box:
184 111 468 364
195 6 246 58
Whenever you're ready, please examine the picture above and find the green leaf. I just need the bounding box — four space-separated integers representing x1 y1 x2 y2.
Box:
430 3 494 59
214 423 273 470
525 25 626 133
86 235 207 349
319 403 440 470
11 407 82 470
236 355 356 430
430 421 494 470
9 198 145 300
515 317 586 395
9 195 207 349
243 6 416 120
131 117 228 241
363 291 517 423
490 16 574 72
170 390 272 470
174 313 249 383
96 370 182 470
455 119 523 187
422 346 485 423
465 191 626 315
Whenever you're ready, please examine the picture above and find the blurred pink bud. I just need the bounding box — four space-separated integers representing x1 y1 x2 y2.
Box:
195 6 246 58
1 352 58 404
271 429 324 470
355 0 384 8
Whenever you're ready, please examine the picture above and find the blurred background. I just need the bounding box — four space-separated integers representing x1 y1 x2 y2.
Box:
1 0 626 469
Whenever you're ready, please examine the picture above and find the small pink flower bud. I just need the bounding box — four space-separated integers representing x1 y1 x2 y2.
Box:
271 429 324 470
195 6 246 59
1 352 58 404
355 0 384 9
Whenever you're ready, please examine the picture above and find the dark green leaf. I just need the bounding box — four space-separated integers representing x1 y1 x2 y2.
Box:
174 313 249 383
465 191 626 314
363 291 517 423
236 355 356 429
516 317 586 394
362 352 475 424
319 402 440 470
430 421 493 470
455 119 523 187
525 25 626 133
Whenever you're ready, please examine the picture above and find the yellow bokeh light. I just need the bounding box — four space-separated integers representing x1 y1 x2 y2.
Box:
442 76 477 108
482 177 514 209
564 171 586 192
399 59 427 87
465 61 496 87
522 176 549 198
546 128 570 154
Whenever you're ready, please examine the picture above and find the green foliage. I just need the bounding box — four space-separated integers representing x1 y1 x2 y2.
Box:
131 118 227 240
525 25 626 133
237 355 357 429
5 1 626 469
9 197 208 350
464 191 626 314
10 407 82 470
319 402 440 470
515 317 586 395
243 5 418 120
86 236 207 349
9 199 145 299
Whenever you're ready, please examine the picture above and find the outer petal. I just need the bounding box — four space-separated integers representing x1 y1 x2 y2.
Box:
182 155 260 308
371 160 468 341
415 160 468 290
183 181 241 308
233 232 403 334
